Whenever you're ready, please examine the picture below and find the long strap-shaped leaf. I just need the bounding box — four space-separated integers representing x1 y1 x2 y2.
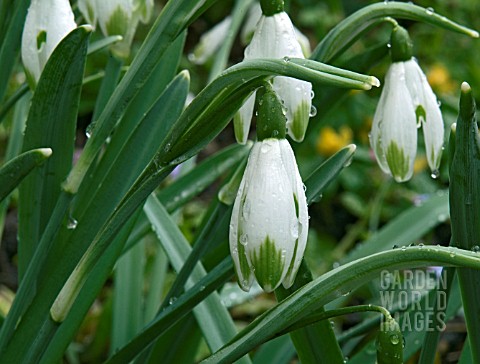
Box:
17 25 91 280
312 2 478 63
449 82 480 363
143 196 251 364
203 246 480 363
0 148 52 202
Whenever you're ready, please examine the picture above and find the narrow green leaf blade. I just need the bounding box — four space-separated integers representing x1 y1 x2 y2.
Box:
449 82 480 363
17 25 91 280
0 148 52 202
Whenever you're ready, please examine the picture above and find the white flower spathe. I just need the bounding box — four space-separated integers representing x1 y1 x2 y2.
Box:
229 138 308 292
235 12 312 144
21 0 76 86
370 59 444 182
78 0 98 27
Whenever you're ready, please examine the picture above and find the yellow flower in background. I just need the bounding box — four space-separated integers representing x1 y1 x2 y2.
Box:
413 156 428 174
427 63 456 94
316 126 353 156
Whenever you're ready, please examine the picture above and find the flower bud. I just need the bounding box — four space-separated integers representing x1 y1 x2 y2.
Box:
229 137 308 292
21 0 76 87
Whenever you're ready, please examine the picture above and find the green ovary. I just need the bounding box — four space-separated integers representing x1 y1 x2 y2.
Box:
386 141 411 182
250 236 285 292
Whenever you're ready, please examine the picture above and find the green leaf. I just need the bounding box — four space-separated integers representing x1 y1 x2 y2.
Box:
449 82 480 363
312 1 478 63
0 0 29 104
105 257 234 364
143 196 251 363
343 191 449 264
17 25 91 280
203 246 480 363
0 148 52 202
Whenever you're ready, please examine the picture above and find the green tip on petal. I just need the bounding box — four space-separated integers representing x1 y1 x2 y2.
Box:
386 141 412 182
288 100 310 142
250 236 285 292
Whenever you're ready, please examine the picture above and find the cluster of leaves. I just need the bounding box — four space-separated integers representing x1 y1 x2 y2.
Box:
0 0 479 363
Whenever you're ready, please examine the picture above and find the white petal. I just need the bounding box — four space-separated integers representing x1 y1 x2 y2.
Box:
294 25 311 58
245 13 304 60
234 93 255 144
134 0 154 24
404 59 444 172
190 16 232 65
278 140 308 288
96 0 133 37
240 3 262 45
78 0 98 26
381 63 417 182
273 76 311 142
239 139 296 291
21 0 76 85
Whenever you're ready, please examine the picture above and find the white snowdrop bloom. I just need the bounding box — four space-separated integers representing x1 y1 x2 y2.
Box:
229 138 308 292
234 11 312 144
21 0 76 87
96 0 153 58
189 16 233 65
371 26 444 182
404 59 444 174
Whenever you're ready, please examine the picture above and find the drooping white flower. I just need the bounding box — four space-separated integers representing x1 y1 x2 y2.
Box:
404 59 444 174
229 138 308 292
189 16 233 65
370 59 444 182
21 0 76 87
96 0 154 58
234 11 312 144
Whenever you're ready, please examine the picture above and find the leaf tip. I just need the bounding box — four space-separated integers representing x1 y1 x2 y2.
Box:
370 76 381 88
461 81 471 94
179 69 190 81
39 148 53 158
79 24 94 33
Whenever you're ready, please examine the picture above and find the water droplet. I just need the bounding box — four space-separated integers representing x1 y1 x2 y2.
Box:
302 184 307 192
310 90 315 99
281 249 287 259
240 234 248 246
390 334 400 345
199 285 205 291
401 246 407 251
387 43 392 48
426 7 435 15
291 222 299 239
283 56 290 63
392 244 398 249
164 143 172 153
438 213 448 223
437 100 442 107
242 200 251 218
169 297 177 305
332 262 340 269
342 290 351 297
419 243 424 248
272 130 279 137
85 122 95 138
430 169 440 179
449 248 456 258
309 105 317 117
472 246 480 253
67 217 78 230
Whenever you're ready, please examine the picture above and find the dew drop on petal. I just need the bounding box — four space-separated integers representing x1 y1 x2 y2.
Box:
240 234 248 246
309 105 317 117
310 90 315 99
426 7 434 15
431 169 440 179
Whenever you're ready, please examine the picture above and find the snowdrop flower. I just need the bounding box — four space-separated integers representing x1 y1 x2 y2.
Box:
95 0 154 58
21 0 76 87
234 0 313 144
370 26 444 182
189 16 233 65
230 85 308 292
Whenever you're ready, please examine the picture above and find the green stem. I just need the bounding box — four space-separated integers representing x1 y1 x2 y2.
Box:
260 0 284 16
279 304 390 336
312 2 478 63
0 83 28 124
